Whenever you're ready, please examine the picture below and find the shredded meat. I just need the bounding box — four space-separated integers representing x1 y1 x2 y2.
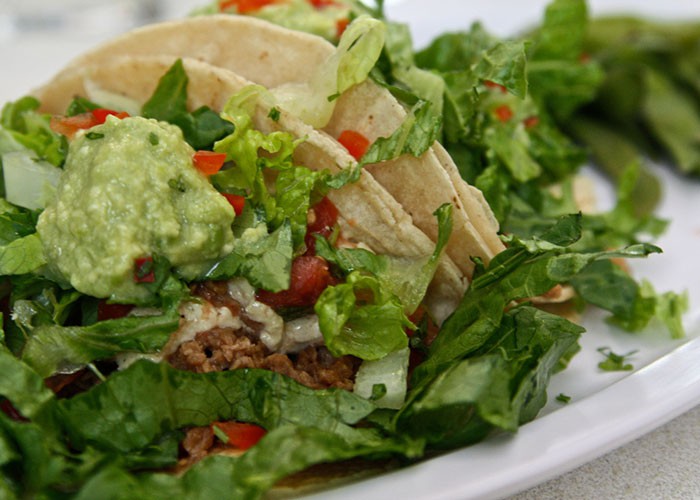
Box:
181 426 214 463
174 281 362 465
167 326 359 391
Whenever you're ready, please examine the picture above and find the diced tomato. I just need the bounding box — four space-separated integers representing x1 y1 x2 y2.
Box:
404 305 439 344
92 108 130 124
0 399 27 422
309 0 338 7
193 150 227 176
494 104 514 122
337 129 370 161
212 421 267 450
133 256 155 283
304 196 339 254
97 301 134 321
219 0 277 13
523 116 540 129
50 108 128 138
221 193 246 215
256 255 334 309
336 17 350 38
44 370 87 395
50 113 98 139
483 80 507 93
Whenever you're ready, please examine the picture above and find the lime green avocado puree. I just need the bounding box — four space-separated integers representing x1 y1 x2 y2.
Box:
37 116 235 303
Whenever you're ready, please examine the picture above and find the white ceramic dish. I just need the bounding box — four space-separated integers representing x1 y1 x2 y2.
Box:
304 1 700 498
1 1 699 498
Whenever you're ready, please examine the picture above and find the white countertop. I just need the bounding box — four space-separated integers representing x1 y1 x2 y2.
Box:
510 405 700 499
1 2 699 498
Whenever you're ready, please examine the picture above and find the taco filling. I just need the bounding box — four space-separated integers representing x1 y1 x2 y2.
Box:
11 55 458 462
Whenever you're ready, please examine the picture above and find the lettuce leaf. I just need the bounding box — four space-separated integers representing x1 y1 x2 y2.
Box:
72 424 422 500
315 271 411 360
141 59 234 150
212 87 359 254
0 233 45 275
272 16 386 128
397 304 582 448
21 310 180 377
411 214 661 384
316 203 452 313
203 215 293 292
57 360 376 452
0 96 67 167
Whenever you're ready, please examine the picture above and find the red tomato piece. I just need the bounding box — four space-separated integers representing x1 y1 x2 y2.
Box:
304 196 339 254
97 301 134 321
212 421 267 450
336 17 350 38
483 80 507 93
50 113 99 139
221 193 246 215
0 400 27 422
309 0 338 7
256 256 334 309
494 104 514 122
523 116 540 129
193 151 227 176
133 256 155 283
219 0 277 13
91 108 130 124
337 129 370 161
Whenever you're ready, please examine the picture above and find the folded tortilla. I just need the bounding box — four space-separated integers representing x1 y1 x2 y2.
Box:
45 14 506 279
34 55 466 322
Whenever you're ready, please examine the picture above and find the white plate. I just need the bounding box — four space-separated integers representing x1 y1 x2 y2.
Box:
303 1 700 499
1 2 699 499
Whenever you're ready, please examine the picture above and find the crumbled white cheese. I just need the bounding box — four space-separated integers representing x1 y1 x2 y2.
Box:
117 277 326 369
227 278 284 350
279 315 324 353
245 300 285 351
115 300 243 369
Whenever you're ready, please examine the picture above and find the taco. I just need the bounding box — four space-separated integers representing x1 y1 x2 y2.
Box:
0 50 473 492
47 14 506 279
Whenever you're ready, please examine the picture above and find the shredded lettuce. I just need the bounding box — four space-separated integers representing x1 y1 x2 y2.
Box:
0 97 67 167
271 16 386 128
354 347 410 409
315 271 412 360
2 151 62 210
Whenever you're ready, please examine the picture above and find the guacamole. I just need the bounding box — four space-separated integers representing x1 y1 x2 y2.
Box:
37 116 235 303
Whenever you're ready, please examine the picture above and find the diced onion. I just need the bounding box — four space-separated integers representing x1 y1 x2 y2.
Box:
353 347 409 410
84 79 142 117
2 151 62 210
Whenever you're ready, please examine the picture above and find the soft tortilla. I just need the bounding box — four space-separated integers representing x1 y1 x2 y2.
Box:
45 14 505 278
34 55 466 322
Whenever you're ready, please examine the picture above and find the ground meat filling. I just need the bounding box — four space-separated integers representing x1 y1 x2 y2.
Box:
167 282 360 391
168 327 359 391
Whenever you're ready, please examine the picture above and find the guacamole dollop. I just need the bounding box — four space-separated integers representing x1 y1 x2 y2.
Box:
37 116 235 303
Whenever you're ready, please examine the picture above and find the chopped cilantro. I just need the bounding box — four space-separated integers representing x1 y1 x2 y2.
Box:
597 347 638 372
556 393 572 404
268 107 281 121
212 424 230 444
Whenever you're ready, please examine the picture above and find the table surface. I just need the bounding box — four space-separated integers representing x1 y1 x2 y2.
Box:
1 3 699 499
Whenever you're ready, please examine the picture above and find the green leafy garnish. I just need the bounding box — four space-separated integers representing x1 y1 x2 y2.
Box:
597 347 637 372
141 59 234 149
